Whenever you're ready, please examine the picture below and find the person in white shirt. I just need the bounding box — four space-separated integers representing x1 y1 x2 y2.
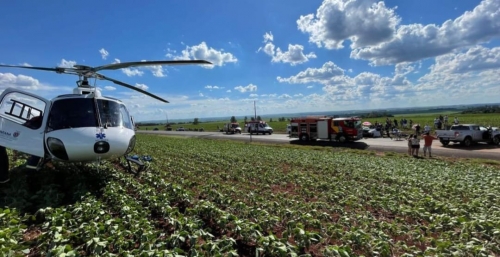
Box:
424 124 431 133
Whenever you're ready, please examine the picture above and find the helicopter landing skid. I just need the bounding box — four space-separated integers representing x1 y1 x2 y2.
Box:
123 155 145 177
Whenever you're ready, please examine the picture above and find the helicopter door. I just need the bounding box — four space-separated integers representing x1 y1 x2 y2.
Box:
0 88 50 157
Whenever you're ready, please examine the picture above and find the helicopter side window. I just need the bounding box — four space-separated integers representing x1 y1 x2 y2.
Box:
47 98 98 131
119 104 133 129
97 100 124 128
0 92 46 130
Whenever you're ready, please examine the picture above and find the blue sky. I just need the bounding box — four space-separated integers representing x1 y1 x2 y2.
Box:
1 0 499 121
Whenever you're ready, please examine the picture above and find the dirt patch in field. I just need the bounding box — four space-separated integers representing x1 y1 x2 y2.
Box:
23 226 42 241
270 182 301 196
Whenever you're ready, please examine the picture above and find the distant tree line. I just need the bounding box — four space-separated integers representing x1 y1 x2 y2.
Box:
358 111 394 118
242 116 262 122
461 105 500 114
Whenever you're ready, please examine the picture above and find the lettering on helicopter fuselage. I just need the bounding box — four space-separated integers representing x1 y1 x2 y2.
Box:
0 131 11 136
0 130 19 141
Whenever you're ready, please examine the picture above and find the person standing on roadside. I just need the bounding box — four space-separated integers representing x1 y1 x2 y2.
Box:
407 134 413 155
415 124 421 135
411 134 421 157
422 132 437 157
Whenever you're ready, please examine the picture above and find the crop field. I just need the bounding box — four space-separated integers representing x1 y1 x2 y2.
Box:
1 135 500 256
139 113 500 133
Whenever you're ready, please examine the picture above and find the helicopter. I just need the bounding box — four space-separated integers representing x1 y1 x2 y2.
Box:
0 59 212 176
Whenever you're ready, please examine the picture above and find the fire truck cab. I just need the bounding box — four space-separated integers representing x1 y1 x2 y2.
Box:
290 116 363 142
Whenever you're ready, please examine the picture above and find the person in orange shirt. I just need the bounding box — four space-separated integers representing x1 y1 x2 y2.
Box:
422 132 437 157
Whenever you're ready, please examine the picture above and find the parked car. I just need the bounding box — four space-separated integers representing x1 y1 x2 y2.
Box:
176 127 185 131
435 124 500 146
362 126 381 138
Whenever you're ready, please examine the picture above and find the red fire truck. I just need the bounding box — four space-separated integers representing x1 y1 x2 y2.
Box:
289 116 363 142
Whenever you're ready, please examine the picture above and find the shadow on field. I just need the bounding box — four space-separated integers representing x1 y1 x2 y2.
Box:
0 161 111 215
289 139 369 150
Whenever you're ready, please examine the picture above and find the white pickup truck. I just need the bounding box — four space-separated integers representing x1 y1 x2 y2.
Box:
435 124 500 147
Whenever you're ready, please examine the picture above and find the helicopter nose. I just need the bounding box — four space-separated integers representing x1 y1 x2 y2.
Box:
94 141 110 154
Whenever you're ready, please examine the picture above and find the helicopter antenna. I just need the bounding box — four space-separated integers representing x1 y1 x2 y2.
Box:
0 60 213 103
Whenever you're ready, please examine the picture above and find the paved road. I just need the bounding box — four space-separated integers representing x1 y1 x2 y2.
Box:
138 130 500 161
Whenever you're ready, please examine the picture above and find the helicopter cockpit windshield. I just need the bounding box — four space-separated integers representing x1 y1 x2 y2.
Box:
47 98 133 131
48 98 98 131
96 99 133 129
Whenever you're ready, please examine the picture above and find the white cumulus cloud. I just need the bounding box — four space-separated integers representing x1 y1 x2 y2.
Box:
205 85 223 90
113 58 144 77
277 61 345 84
173 42 237 68
426 45 500 75
135 83 148 90
0 72 70 93
234 84 258 93
278 94 292 99
99 48 109 60
58 59 76 68
297 0 400 49
257 31 317 66
350 0 500 65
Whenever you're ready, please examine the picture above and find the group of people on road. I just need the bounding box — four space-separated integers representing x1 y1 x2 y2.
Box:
407 132 437 157
407 114 464 158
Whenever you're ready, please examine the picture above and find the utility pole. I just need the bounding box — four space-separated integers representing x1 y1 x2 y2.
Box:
165 113 170 131
250 101 257 143
254 100 256 120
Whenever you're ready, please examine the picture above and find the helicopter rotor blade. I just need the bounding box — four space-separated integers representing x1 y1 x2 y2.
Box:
97 73 169 103
0 60 208 103
0 64 66 73
93 60 212 71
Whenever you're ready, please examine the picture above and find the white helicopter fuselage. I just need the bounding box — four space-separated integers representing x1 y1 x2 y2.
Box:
45 127 135 162
0 87 137 163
